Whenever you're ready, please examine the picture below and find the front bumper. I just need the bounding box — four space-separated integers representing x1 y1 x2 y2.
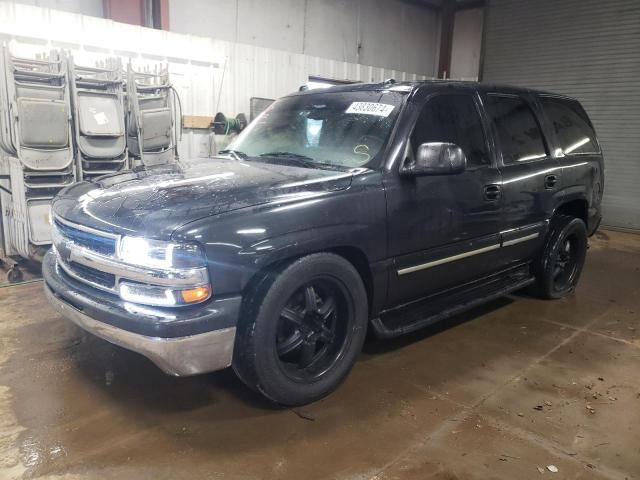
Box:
43 251 241 376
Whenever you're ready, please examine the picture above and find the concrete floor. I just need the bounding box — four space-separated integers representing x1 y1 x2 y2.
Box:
0 230 639 480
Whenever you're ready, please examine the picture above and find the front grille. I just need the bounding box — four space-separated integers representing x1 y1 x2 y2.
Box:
52 216 208 306
55 219 117 255
68 261 116 289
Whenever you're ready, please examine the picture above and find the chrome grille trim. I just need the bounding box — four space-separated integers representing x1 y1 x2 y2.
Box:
54 219 117 256
69 245 209 287
54 214 120 240
52 215 208 292
57 256 117 294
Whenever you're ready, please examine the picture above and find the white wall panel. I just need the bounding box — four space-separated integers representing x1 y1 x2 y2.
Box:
169 0 238 43
304 0 359 63
0 2 429 160
236 0 305 53
10 0 102 16
169 0 440 76
357 0 439 75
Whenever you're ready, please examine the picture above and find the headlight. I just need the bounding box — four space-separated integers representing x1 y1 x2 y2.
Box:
117 236 211 307
118 236 206 269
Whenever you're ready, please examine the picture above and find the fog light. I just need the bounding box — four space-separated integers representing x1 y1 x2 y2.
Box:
180 286 211 304
120 283 177 306
119 282 211 307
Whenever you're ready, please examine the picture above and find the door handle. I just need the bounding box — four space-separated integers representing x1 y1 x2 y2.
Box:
544 174 558 189
483 184 502 201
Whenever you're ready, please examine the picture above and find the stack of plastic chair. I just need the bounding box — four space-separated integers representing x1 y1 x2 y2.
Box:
126 64 180 167
69 56 128 181
0 45 75 262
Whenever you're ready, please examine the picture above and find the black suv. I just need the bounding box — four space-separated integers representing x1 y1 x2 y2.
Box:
44 81 604 405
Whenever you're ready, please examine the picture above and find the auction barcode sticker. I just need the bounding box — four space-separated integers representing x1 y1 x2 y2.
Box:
345 102 395 117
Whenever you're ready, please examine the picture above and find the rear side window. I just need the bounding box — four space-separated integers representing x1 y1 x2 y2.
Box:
485 95 547 164
411 94 490 168
540 97 599 155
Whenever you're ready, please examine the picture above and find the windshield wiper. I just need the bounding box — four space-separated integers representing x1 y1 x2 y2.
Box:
259 151 315 162
258 151 334 170
218 149 248 160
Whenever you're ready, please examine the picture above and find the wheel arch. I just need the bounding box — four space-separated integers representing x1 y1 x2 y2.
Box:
327 246 374 313
242 244 375 316
553 198 588 225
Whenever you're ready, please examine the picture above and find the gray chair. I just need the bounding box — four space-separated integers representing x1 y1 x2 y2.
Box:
126 64 180 166
69 57 128 180
0 46 76 261
0 49 74 172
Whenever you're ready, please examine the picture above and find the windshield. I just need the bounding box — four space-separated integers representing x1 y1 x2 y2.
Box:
225 90 405 169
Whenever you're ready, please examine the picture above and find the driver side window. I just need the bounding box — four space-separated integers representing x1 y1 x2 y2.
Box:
411 94 490 168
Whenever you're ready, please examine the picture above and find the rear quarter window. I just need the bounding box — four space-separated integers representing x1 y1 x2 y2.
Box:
484 94 547 164
539 97 599 155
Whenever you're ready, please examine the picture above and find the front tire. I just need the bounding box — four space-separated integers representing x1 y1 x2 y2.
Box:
533 214 588 299
233 253 368 406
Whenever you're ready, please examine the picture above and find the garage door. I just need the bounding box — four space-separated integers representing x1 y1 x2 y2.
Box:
481 0 640 230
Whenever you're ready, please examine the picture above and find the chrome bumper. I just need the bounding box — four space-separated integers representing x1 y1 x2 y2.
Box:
45 285 236 376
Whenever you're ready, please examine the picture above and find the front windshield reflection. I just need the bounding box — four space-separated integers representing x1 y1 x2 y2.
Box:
225 90 406 170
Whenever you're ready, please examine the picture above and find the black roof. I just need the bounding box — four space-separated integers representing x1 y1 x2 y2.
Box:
289 79 573 101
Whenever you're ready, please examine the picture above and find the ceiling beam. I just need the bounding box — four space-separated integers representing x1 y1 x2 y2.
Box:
402 0 485 10
456 0 486 10
402 0 443 11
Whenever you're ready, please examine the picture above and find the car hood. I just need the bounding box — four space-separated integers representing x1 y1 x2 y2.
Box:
52 158 354 239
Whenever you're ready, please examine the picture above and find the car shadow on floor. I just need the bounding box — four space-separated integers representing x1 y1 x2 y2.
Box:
67 327 276 413
65 296 515 415
8 293 548 472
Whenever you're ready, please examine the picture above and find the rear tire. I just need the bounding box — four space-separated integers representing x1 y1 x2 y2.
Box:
533 214 587 299
232 253 368 406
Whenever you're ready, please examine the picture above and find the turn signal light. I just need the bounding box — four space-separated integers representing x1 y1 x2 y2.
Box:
180 286 211 304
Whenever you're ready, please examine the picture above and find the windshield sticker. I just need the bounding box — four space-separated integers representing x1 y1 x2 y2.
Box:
345 102 395 117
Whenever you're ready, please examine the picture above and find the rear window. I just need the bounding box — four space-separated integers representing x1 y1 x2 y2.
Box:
484 94 547 164
540 97 599 155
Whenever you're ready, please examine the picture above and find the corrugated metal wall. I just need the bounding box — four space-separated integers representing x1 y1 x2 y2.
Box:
0 2 430 160
482 0 640 230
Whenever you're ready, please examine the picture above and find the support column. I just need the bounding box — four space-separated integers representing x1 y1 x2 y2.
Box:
437 0 456 79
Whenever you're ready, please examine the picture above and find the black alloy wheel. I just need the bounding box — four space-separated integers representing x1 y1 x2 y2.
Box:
275 280 351 382
551 233 581 293
533 214 588 299
232 253 368 406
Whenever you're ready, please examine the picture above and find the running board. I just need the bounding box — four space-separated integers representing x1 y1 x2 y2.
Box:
371 265 535 339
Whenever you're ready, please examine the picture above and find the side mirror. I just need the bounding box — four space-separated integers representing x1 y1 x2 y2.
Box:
400 142 466 176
